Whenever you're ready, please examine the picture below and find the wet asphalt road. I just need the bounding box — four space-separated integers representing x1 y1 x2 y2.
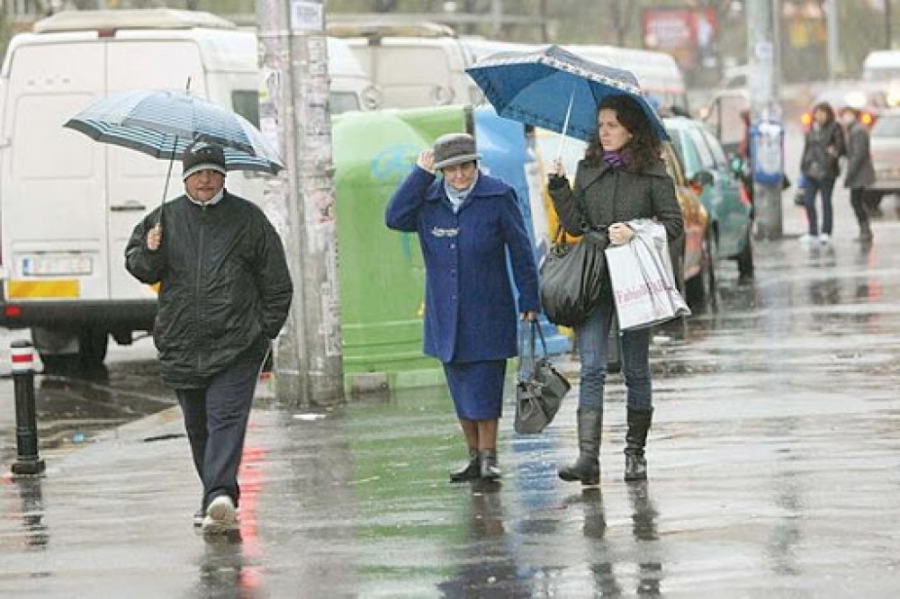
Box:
2 186 900 597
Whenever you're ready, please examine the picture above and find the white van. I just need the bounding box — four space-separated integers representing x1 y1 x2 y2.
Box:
327 36 379 113
0 9 265 367
0 10 376 367
328 21 480 108
862 50 900 106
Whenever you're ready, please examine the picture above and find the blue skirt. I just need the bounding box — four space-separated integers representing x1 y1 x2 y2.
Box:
443 360 507 420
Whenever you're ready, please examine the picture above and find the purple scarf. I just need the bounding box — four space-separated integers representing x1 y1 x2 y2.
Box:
603 150 628 168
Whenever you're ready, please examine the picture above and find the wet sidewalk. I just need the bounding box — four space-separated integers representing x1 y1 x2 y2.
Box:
3 194 900 598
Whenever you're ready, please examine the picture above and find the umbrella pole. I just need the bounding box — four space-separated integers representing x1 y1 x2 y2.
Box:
556 90 576 164
157 136 178 227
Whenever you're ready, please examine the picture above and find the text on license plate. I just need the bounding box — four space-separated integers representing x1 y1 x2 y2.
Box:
21 255 93 276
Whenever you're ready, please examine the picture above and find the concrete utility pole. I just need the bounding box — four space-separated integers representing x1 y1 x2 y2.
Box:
257 0 345 406
888 0 893 49
825 0 841 79
490 0 504 38
746 0 784 239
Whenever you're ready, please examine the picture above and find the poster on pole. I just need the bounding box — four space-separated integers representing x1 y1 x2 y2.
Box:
290 1 323 32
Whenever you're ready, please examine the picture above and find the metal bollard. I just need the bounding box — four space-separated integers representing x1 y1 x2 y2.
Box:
10 340 45 476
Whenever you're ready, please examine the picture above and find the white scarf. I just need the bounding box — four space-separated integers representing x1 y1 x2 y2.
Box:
443 171 478 213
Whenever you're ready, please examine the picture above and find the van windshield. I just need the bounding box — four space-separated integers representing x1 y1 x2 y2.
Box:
232 90 260 127
332 92 361 114
864 67 900 81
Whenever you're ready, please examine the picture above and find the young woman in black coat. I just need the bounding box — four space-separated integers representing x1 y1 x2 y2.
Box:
799 101 846 244
547 95 683 485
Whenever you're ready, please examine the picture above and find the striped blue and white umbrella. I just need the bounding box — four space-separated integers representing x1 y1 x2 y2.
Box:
64 89 284 175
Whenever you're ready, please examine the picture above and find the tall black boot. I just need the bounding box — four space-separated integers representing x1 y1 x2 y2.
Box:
479 449 501 481
624 408 653 482
450 447 480 483
559 409 603 485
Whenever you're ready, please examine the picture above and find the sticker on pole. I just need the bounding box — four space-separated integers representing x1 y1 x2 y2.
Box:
291 1 323 32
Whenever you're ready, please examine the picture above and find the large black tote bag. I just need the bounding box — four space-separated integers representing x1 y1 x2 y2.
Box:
539 227 608 328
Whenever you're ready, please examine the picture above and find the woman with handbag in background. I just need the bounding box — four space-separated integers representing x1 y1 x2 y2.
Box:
799 101 846 245
385 132 540 482
547 94 683 485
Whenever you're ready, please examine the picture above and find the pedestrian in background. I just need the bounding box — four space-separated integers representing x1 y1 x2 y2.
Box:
125 141 293 534
840 106 875 243
385 133 540 482
547 95 684 485
735 108 756 283
799 101 846 245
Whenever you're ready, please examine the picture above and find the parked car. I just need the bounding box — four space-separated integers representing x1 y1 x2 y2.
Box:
866 107 900 214
660 143 715 308
664 117 754 283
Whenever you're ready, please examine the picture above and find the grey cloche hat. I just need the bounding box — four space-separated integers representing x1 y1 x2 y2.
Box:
432 133 481 170
182 141 227 180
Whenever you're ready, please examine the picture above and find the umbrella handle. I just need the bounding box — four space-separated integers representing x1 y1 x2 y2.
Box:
556 90 575 164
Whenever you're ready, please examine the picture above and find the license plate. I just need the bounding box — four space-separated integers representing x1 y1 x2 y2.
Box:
21 254 93 276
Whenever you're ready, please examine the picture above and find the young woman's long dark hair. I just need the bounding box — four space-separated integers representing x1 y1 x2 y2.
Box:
813 101 836 125
585 94 661 173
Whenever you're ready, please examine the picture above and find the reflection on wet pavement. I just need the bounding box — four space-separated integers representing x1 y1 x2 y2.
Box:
1 215 900 596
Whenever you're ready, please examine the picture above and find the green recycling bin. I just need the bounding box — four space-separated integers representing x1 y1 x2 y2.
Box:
332 106 470 390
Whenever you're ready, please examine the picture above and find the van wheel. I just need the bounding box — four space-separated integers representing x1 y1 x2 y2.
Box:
78 328 109 368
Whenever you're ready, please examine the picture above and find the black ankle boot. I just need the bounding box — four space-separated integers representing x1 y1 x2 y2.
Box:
624 408 653 482
479 449 501 481
559 409 603 485
858 222 873 242
450 448 480 483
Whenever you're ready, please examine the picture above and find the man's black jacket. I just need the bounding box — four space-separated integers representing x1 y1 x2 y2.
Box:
126 191 293 388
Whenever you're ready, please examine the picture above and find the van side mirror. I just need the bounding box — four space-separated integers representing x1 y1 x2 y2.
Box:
361 85 383 110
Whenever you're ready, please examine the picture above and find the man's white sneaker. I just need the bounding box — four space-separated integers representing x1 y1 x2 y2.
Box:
202 495 237 534
799 233 816 244
819 233 831 244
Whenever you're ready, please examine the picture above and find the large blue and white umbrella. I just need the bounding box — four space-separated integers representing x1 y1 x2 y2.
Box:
466 45 669 143
64 88 284 174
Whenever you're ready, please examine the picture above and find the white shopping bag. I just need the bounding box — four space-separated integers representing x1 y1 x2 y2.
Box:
605 219 691 331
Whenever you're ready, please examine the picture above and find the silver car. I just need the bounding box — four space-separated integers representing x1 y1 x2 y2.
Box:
868 109 900 210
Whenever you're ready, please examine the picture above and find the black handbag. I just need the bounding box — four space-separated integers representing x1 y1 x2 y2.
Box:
539 225 608 327
514 322 571 435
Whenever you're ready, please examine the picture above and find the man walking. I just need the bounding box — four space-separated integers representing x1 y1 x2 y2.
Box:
125 141 293 534
840 107 876 243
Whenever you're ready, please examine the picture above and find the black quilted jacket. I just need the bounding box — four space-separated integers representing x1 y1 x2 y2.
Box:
125 191 292 388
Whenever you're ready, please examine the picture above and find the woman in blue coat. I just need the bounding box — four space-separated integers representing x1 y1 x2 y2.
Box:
385 132 540 482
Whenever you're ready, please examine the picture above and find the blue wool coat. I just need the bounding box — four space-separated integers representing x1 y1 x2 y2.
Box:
385 166 540 364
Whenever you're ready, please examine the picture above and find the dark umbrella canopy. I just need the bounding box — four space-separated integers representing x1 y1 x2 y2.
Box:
466 44 669 142
64 89 284 174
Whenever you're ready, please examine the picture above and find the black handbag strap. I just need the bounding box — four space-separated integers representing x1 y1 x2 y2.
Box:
532 321 549 358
